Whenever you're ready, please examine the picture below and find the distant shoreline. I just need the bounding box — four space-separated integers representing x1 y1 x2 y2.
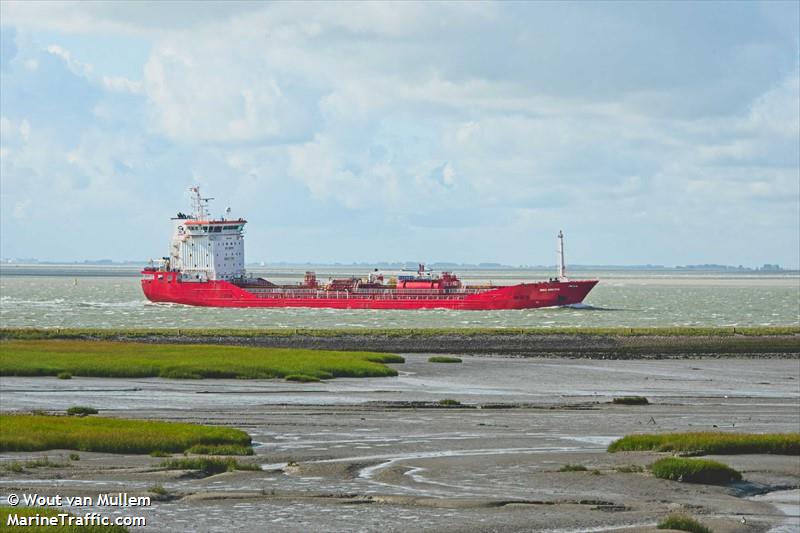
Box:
1 263 797 273
3 327 797 358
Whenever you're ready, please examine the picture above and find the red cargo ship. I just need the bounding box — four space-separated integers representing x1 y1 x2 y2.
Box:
141 188 598 309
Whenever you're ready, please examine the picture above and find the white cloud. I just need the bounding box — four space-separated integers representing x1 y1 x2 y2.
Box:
1 2 798 265
142 35 313 143
0 1 264 35
748 72 800 137
287 135 397 210
18 119 30 141
45 44 142 94
46 44 92 74
101 75 142 93
441 162 456 186
12 198 30 219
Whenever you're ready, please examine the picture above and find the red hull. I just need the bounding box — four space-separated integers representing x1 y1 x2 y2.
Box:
141 272 598 310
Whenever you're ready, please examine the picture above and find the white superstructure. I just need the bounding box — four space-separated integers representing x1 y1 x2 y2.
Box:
168 187 247 281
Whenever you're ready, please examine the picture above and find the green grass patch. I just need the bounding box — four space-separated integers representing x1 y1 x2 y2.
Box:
3 461 24 473
2 326 797 339
607 432 800 455
0 506 129 532
0 340 404 380
149 450 171 458
284 374 320 382
159 457 260 475
57 371 72 380
0 414 252 454
428 356 462 363
66 406 98 416
185 444 254 456
2 456 70 471
558 464 588 472
657 514 713 533
650 457 742 484
615 464 644 473
438 398 461 406
24 456 68 468
612 396 649 405
149 484 168 495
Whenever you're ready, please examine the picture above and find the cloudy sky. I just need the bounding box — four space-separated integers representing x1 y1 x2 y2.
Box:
1 1 798 267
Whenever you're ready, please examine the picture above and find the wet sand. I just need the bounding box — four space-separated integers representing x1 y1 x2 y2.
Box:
1 355 799 532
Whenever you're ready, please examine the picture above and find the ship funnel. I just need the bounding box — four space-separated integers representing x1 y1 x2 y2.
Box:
557 230 567 281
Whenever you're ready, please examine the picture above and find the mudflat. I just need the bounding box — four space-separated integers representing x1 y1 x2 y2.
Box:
1 354 798 532
3 328 799 358
138 332 800 358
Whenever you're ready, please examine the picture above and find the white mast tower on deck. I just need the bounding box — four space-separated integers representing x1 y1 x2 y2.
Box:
557 230 567 281
189 186 214 220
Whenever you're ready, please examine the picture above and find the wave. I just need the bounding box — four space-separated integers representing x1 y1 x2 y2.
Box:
561 303 619 311
76 300 149 309
0 296 66 307
1 296 149 310
143 301 187 308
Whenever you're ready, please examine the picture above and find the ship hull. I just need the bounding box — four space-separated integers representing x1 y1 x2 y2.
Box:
141 272 598 310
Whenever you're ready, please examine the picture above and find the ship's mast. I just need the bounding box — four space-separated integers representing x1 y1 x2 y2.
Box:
189 186 214 221
557 230 567 281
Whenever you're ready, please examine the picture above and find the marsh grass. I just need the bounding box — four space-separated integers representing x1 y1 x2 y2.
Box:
66 406 98 416
149 484 168 496
607 432 800 455
657 514 713 533
2 462 23 473
0 506 129 532
0 414 252 454
612 396 649 405
57 372 72 380
149 450 171 458
615 464 644 473
558 464 588 472
185 444 253 456
2 326 797 339
0 340 404 380
650 457 742 484
24 456 69 469
284 374 321 382
1 456 67 472
428 356 462 363
438 399 461 406
160 457 260 476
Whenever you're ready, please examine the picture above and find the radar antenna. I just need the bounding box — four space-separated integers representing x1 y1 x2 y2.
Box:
189 186 214 220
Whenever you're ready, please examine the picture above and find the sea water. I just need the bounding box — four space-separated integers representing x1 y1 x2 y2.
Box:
0 265 797 329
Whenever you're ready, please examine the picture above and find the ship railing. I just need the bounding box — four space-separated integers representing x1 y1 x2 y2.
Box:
243 287 489 299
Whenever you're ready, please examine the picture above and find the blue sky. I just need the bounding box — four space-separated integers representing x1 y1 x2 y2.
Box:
1 1 798 267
